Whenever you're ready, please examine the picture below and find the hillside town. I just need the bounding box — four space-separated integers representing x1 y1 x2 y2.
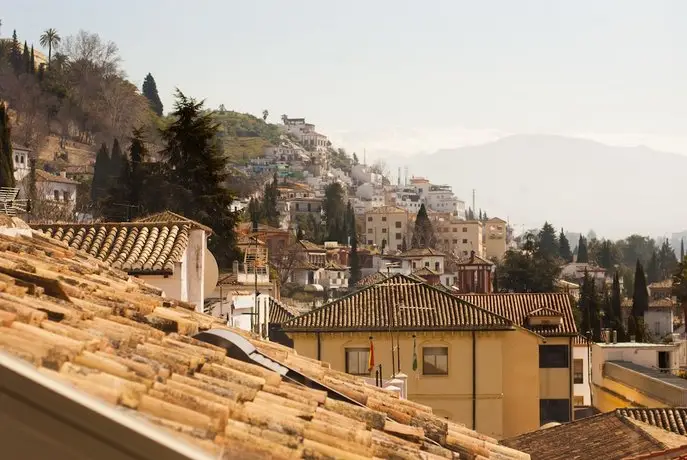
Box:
2 21 687 460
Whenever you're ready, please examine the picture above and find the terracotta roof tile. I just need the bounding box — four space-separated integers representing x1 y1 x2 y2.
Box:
502 412 675 460
268 298 303 325
454 293 578 337
32 223 191 275
399 247 446 258
619 408 687 436
0 224 528 459
282 274 515 332
34 169 80 185
355 272 390 287
649 279 673 289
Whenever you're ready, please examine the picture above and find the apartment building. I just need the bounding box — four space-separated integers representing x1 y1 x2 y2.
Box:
364 205 409 251
484 217 508 260
432 214 484 258
282 116 329 152
408 177 465 218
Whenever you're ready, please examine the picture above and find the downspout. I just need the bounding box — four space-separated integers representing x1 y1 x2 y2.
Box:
316 332 322 361
472 330 477 430
569 336 574 422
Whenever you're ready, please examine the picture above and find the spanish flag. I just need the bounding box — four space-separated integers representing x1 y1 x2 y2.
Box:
368 336 375 372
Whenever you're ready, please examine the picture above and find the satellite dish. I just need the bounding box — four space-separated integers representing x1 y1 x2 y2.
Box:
204 249 219 298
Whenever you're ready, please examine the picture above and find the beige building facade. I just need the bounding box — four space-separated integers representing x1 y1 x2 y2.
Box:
364 205 409 251
483 217 508 260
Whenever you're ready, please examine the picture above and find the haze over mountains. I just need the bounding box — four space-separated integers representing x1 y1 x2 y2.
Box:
402 134 686 239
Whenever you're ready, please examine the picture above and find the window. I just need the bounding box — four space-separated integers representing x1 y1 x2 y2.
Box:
423 347 448 375
53 190 59 201
295 203 300 211
539 345 569 368
395 233 402 240
382 228 387 233
435 262 440 271
367 217 373 222
573 395 584 406
382 216 387 222
573 359 584 384
14 155 18 163
62 191 69 201
463 251 468 255
462 239 468 244
307 203 312 211
452 228 457 232
540 399 570 424
452 239 457 244
413 262 417 269
367 240 373 245
395 221 402 228
368 228 373 233
425 262 429 267
346 348 370 375
462 227 467 232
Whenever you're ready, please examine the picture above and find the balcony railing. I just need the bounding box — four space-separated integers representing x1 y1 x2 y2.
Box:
604 361 687 407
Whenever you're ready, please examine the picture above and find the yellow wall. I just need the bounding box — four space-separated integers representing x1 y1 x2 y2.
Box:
290 329 541 439
484 219 507 260
539 337 574 402
364 209 408 250
593 379 669 413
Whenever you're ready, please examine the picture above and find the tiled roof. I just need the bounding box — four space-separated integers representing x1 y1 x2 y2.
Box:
502 412 679 460
364 205 407 215
619 408 687 436
573 334 592 346
135 211 213 234
412 266 440 277
527 307 562 317
0 225 528 459
323 260 347 271
298 240 325 252
399 247 446 258
649 279 673 289
355 271 390 287
35 169 80 185
622 298 675 309
268 297 302 324
32 223 192 275
282 274 515 332
454 293 578 337
456 253 493 266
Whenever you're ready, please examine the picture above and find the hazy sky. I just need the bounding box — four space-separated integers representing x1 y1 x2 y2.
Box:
4 0 686 158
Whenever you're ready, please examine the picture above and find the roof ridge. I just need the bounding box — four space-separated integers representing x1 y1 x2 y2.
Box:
617 415 673 450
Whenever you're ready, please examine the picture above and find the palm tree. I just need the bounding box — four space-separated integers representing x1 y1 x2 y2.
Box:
262 109 269 121
39 28 61 66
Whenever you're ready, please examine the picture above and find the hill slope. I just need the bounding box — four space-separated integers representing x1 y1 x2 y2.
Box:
407 134 687 237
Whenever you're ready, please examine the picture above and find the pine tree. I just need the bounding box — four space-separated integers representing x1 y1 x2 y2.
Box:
142 73 164 116
411 204 436 249
109 138 125 182
91 143 110 202
559 229 573 262
577 235 589 263
537 222 559 259
0 103 15 188
646 251 660 284
658 239 678 280
632 259 649 319
580 270 594 338
10 30 21 74
598 240 616 270
29 45 35 74
161 90 238 266
323 183 346 244
611 272 624 340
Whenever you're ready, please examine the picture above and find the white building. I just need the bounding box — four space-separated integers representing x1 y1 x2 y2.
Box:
33 211 216 311
573 336 592 406
34 170 80 212
408 177 465 218
351 164 382 185
282 117 329 153
12 144 31 182
391 187 422 214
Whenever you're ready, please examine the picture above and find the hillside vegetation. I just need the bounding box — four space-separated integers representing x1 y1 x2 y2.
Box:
213 110 280 163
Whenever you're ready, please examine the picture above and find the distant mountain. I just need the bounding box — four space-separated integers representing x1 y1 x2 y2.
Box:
405 134 687 238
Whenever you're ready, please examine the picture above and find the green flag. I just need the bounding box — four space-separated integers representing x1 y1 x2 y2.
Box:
412 335 418 371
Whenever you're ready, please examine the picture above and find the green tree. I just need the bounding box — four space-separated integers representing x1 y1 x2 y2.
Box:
672 255 687 327
127 127 147 217
142 73 164 116
10 30 21 74
646 251 660 284
681 239 685 261
29 45 35 74
579 270 601 340
537 222 559 259
496 239 561 293
109 138 125 182
322 182 347 244
611 272 625 340
0 103 15 188
577 235 589 263
160 89 239 267
39 28 61 67
261 173 279 228
22 41 30 74
658 239 678 280
632 259 649 320
91 143 110 202
559 229 573 262
598 240 617 271
411 204 436 249
262 109 269 121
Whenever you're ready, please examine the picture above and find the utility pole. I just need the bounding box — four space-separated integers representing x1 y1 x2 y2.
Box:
472 189 476 217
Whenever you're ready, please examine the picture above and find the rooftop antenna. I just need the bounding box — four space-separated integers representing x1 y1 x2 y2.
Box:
404 166 408 186
472 189 476 217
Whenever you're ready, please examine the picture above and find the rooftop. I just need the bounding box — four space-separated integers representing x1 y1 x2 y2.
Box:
364 205 407 215
0 223 527 459
35 169 80 185
398 247 446 258
502 410 687 460
454 293 578 337
282 274 515 333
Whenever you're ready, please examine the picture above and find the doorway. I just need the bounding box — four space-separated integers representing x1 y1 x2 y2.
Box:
658 351 670 372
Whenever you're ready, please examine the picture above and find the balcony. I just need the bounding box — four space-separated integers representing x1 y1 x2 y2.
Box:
603 361 687 407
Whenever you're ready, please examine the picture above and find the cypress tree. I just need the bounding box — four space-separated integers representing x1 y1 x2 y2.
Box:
10 30 21 73
128 127 147 218
411 204 436 249
632 259 649 319
91 143 110 202
611 272 625 340
22 41 30 74
646 251 660 284
262 173 279 228
142 73 164 116
580 270 593 338
322 183 346 244
577 235 589 263
29 45 35 74
658 239 678 280
109 138 125 182
681 239 685 262
559 229 573 263
0 103 15 188
348 202 361 286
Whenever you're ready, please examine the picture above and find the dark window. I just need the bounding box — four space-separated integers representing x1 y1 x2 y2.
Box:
540 399 570 424
423 347 448 375
307 203 311 211
539 345 569 368
395 233 402 240
574 359 584 383
381 216 387 222
435 262 440 271
395 221 402 228
462 239 468 244
345 348 370 375
53 190 59 200
367 217 373 222
462 227 467 232
367 240 373 245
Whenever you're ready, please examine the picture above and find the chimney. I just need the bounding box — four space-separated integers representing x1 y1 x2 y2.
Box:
60 171 67 178
232 260 239 275
469 250 475 264
604 329 611 344
612 330 617 344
